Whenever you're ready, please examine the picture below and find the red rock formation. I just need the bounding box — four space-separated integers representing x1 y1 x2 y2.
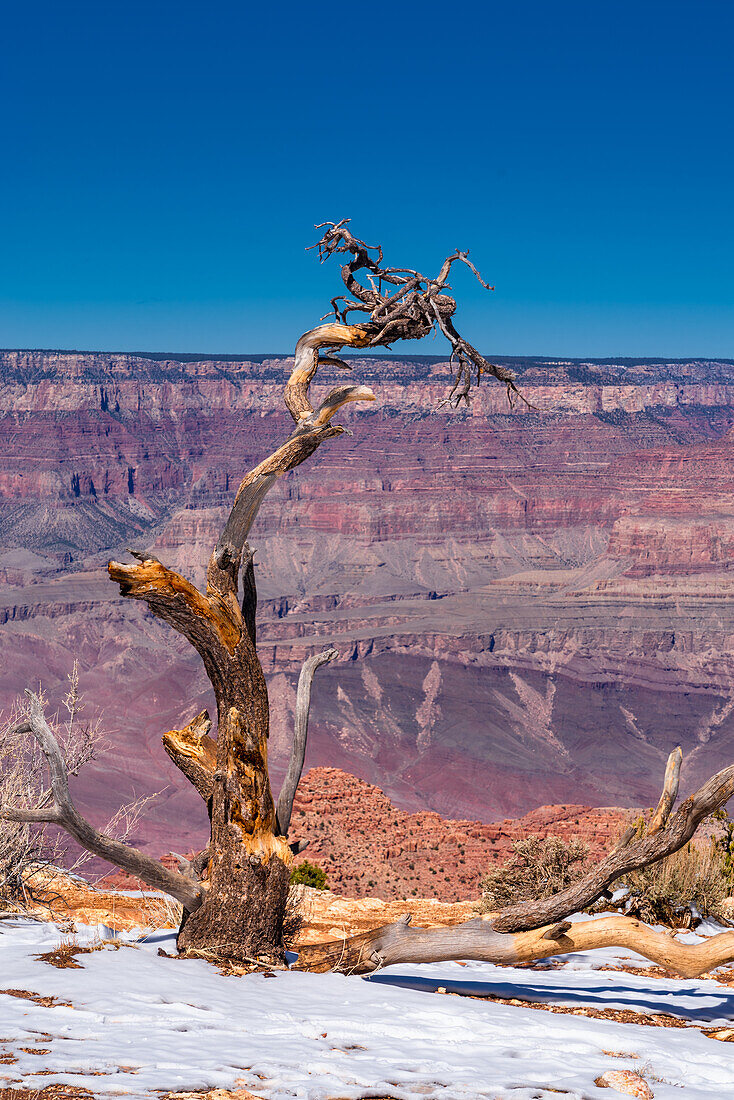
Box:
0 350 732 853
288 767 629 900
100 766 630 902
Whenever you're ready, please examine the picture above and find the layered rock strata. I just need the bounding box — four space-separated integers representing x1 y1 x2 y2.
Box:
0 350 732 853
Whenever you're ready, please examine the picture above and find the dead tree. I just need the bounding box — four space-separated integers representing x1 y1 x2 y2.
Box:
3 221 734 977
1 222 516 963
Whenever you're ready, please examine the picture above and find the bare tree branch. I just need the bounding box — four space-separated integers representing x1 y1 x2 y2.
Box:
276 647 339 836
162 710 216 804
648 746 683 834
1 693 203 911
491 756 734 933
306 219 526 409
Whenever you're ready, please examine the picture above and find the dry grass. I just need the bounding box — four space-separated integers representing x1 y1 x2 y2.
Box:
623 837 733 926
33 939 86 970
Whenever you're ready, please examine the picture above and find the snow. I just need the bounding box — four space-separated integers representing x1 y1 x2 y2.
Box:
1 917 734 1099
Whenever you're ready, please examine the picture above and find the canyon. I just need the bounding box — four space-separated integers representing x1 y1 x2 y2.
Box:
0 349 732 861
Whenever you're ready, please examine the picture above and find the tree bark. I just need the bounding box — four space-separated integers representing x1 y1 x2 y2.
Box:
104 319 379 963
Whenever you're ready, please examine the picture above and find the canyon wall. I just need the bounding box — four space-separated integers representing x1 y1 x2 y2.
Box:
0 349 732 855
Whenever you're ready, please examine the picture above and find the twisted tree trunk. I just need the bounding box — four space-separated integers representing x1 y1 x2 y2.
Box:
105 330 377 963
98 222 511 962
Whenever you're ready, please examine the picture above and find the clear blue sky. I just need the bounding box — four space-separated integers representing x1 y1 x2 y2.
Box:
1 0 732 357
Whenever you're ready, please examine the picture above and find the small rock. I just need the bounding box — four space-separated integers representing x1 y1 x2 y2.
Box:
595 1070 654 1098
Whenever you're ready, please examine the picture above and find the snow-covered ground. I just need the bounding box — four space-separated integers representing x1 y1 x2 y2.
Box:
1 916 734 1099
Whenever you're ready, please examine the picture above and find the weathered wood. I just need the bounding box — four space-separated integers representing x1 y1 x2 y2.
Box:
491 758 734 933
161 646 338 843
306 219 526 407
1 695 202 911
107 557 242 663
294 913 734 979
284 324 373 422
162 711 216 803
241 544 257 646
276 647 338 835
648 746 683 833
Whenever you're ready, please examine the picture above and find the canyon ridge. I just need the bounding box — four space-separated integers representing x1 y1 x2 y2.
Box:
0 349 732 860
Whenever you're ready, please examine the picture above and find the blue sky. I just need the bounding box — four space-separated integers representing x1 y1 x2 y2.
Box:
1 1 732 356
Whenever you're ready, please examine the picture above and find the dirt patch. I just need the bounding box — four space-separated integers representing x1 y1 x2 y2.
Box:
0 989 70 1008
441 987 692 1029
0 1089 94 1100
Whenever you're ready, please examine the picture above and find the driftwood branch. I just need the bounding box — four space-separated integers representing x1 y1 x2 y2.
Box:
276 647 339 836
1 694 202 911
295 912 734 979
492 754 734 933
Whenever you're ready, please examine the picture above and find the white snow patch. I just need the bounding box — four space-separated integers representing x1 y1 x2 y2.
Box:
0 918 733 1098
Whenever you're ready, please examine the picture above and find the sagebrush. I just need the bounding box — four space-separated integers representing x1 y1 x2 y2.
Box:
623 836 733 926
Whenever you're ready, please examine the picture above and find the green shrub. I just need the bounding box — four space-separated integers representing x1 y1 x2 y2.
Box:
290 860 328 890
478 834 588 913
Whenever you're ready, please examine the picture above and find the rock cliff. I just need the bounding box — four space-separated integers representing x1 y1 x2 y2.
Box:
0 349 732 854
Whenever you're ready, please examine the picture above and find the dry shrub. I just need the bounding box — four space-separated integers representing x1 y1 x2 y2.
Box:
623 839 732 926
0 664 100 908
0 662 157 911
478 833 588 913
